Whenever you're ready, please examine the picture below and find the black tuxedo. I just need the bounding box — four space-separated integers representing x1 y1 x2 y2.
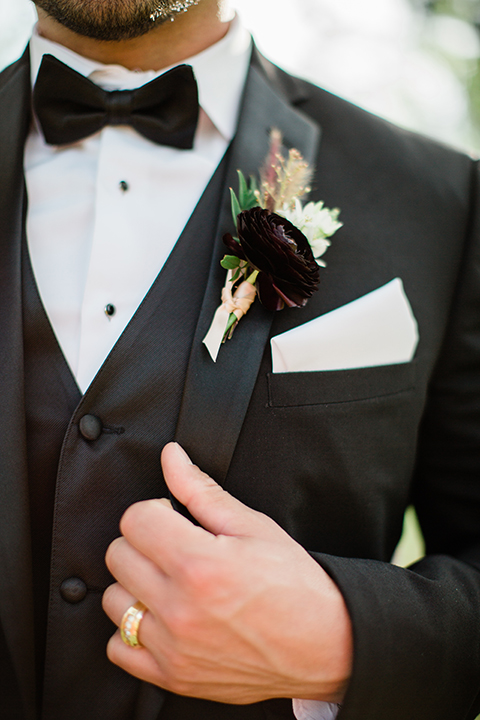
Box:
1 44 480 720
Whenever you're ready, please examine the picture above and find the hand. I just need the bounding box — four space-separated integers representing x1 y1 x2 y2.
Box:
102 442 352 704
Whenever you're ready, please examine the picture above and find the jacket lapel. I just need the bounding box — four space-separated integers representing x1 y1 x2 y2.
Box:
0 51 37 720
175 52 321 483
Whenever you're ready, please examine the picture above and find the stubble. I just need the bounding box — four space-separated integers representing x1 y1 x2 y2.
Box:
33 0 201 41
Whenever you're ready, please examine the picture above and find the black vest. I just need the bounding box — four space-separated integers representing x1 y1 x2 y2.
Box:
22 158 228 720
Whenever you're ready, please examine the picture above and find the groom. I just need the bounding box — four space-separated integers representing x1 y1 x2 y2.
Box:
1 1 480 719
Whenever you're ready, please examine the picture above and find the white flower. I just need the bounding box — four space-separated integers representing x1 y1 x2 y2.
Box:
280 199 342 265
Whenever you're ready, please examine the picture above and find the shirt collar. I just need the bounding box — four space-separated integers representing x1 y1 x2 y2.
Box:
29 15 252 141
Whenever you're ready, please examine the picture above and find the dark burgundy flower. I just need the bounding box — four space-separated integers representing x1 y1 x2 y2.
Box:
223 207 320 311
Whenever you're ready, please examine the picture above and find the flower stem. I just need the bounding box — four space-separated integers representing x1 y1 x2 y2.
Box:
224 313 238 338
222 270 259 342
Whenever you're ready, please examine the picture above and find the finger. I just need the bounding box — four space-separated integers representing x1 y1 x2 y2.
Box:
161 442 269 537
103 587 169 687
105 536 168 605
106 630 167 687
119 498 214 575
102 582 170 658
102 581 138 628
102 581 162 641
103 584 184 692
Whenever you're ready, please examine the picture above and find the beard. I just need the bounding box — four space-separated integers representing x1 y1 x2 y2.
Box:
33 0 201 41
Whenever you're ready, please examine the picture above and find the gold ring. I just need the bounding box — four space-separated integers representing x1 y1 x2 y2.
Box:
120 600 147 648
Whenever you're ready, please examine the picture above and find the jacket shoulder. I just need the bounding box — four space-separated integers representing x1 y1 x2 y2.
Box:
0 49 29 93
255 50 475 191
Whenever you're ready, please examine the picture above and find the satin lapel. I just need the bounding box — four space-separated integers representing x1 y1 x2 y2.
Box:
0 51 36 719
175 59 321 483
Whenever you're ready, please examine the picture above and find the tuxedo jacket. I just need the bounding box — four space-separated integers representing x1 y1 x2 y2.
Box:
1 44 480 720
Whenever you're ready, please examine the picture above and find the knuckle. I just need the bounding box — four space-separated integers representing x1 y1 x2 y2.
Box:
101 583 116 610
200 470 221 489
106 635 122 665
104 536 123 570
165 603 195 638
183 557 218 595
119 502 141 536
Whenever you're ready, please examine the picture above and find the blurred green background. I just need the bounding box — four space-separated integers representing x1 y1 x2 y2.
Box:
420 0 480 148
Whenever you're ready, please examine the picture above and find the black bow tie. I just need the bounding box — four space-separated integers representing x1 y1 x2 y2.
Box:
33 53 199 149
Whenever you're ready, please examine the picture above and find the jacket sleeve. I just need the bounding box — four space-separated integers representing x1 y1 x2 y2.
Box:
311 158 480 720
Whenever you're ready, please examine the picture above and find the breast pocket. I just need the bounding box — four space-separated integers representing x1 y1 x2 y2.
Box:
267 361 417 408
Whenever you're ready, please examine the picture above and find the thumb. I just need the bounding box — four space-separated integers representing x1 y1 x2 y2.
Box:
161 442 261 537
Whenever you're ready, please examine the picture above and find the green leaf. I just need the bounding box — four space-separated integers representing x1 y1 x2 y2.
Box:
236 170 259 211
231 268 241 283
230 188 242 224
221 255 241 270
237 170 249 208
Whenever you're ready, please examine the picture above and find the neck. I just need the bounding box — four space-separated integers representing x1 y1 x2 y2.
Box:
36 0 231 71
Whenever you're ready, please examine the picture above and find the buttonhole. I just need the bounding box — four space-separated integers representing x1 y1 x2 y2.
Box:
102 425 125 435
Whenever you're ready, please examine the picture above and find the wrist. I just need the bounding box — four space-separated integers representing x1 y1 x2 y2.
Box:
292 562 353 703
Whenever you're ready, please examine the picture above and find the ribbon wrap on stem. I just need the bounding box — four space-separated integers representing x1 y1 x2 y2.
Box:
203 270 257 361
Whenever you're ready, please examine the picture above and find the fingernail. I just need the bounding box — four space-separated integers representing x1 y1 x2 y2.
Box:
153 497 173 508
173 442 193 465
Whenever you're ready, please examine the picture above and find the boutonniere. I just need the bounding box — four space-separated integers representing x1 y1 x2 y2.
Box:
203 129 343 361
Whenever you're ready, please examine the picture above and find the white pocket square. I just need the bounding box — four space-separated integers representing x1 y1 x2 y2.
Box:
270 278 419 373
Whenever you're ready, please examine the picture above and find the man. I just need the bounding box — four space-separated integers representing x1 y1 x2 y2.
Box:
0 1 479 719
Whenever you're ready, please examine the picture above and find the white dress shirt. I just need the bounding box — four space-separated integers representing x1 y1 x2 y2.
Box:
26 19 250 392
24 19 339 720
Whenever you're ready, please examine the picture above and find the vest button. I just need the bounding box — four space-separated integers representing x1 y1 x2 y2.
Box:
79 414 102 441
60 578 87 604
